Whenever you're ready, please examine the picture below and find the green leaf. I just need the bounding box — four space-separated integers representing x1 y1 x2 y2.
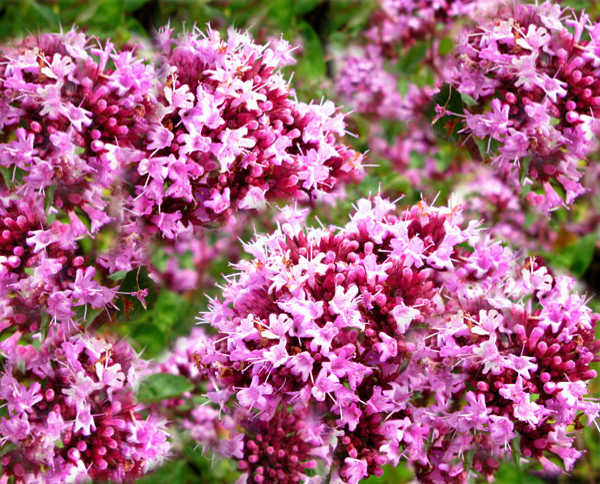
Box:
137 373 194 403
542 232 597 277
0 1 59 39
568 233 597 277
137 458 187 484
460 92 478 107
329 0 376 35
108 270 129 282
0 442 16 457
28 1 61 27
40 311 50 340
397 42 428 74
128 322 165 357
123 0 151 12
519 157 531 187
512 434 523 484
267 0 294 32
0 167 12 188
495 461 546 484
44 184 57 215
426 83 465 144
152 290 187 333
295 19 326 82
73 0 124 37
438 37 454 56
294 0 324 15
362 462 413 483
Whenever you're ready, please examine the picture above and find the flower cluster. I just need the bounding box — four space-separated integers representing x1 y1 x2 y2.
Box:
366 0 498 55
453 166 553 250
0 25 362 335
335 47 460 190
0 24 364 483
233 407 330 484
336 46 403 121
0 192 117 335
0 328 170 483
335 0 600 250
129 25 364 236
333 2 477 196
0 30 156 234
447 1 600 212
198 196 600 483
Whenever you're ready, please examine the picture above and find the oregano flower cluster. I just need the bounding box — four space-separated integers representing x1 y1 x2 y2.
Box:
1 2 600 483
0 327 170 483
0 25 362 333
335 0 600 251
366 0 499 55
0 24 363 483
197 196 600 483
447 1 600 213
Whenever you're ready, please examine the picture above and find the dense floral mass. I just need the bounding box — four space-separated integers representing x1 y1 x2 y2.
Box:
447 1 600 213
0 327 170 483
0 25 363 241
0 25 363 334
0 23 362 483
198 196 600 483
1 0 600 483
336 0 600 249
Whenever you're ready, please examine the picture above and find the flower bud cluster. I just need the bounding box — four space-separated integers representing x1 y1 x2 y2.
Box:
448 1 600 212
126 25 364 237
0 25 361 333
198 196 600 483
0 328 170 483
0 193 116 334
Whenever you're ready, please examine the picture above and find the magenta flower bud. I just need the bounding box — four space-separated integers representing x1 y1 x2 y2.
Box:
68 448 81 461
7 255 20 268
571 70 583 83
105 105 119 116
96 99 108 112
14 464 25 477
566 111 579 123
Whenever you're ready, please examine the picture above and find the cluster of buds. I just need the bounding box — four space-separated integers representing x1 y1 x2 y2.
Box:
0 192 116 334
0 328 170 483
0 24 362 482
197 196 599 483
0 25 362 335
128 25 364 237
447 1 600 212
366 0 499 55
